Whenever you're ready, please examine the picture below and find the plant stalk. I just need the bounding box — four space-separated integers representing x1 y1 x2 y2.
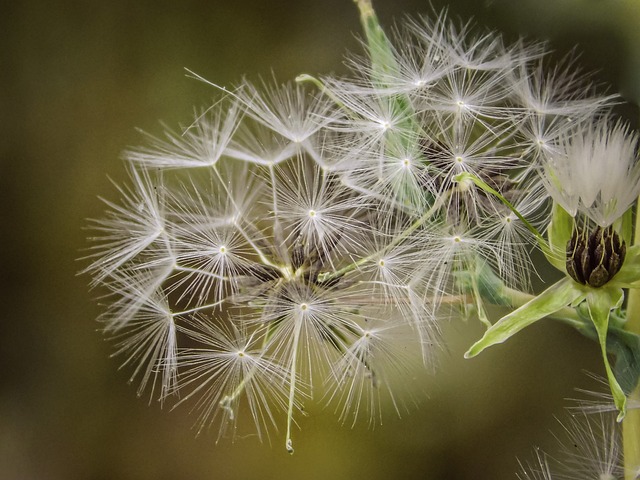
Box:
624 205 640 480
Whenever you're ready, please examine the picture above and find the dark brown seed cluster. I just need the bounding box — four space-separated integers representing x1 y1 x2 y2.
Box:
245 236 346 293
566 226 626 288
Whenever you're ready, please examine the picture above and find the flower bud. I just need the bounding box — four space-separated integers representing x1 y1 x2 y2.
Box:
565 226 625 288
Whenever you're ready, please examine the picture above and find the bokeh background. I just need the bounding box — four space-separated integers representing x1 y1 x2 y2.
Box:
3 0 640 478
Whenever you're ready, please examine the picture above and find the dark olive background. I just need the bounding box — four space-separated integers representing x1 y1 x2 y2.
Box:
2 1 639 479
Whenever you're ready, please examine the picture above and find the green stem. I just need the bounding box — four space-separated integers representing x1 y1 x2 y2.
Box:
295 74 353 115
624 203 640 480
453 172 549 254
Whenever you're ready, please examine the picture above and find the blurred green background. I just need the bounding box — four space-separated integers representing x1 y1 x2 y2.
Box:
2 0 639 478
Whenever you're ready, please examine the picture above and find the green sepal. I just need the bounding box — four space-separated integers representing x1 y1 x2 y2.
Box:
545 202 574 272
610 245 640 288
464 277 583 358
585 287 627 421
614 206 634 247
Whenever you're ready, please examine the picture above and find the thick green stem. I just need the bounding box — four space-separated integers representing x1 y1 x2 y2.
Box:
624 204 640 480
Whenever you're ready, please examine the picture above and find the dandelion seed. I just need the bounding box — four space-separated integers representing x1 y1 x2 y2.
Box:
236 80 336 144
102 272 178 401
127 103 240 169
84 167 170 285
569 372 640 416
519 413 623 480
176 317 291 442
508 53 616 118
325 318 421 427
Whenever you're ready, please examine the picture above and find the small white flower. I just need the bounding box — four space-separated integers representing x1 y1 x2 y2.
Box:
225 120 299 166
510 55 617 165
333 138 434 213
343 11 452 95
422 66 514 122
325 81 412 140
422 114 522 198
222 80 340 167
414 222 502 312
482 179 549 290
541 118 640 227
421 13 515 71
100 261 174 331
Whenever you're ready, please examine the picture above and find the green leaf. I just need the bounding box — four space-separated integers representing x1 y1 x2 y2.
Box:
585 287 627 421
610 244 640 287
571 309 640 395
353 0 428 209
474 260 511 306
454 259 511 309
545 202 574 272
464 278 583 358
608 327 640 395
354 0 398 87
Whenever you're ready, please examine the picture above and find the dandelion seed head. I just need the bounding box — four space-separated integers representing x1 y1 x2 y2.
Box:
84 0 632 450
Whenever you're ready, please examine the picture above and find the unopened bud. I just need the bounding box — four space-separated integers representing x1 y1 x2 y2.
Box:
566 226 625 288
